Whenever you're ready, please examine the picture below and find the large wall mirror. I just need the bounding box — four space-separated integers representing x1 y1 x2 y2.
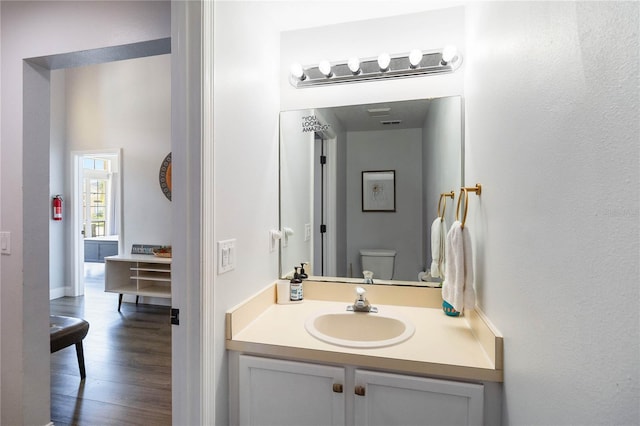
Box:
280 96 463 285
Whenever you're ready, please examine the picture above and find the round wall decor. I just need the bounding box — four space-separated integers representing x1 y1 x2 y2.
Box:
159 152 172 201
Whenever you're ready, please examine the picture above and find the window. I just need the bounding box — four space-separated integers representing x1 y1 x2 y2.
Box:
82 157 112 238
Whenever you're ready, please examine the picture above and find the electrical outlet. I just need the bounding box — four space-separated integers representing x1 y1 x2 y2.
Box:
304 224 311 241
218 239 236 274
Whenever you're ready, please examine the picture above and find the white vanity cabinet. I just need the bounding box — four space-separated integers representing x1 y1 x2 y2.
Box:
354 370 483 426
235 355 484 426
239 355 346 426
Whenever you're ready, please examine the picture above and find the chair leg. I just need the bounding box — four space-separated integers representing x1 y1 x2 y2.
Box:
75 341 86 380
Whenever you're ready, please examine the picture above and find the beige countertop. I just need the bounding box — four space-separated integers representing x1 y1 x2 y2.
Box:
226 281 503 383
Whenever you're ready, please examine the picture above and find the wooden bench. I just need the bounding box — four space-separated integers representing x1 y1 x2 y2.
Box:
50 315 90 379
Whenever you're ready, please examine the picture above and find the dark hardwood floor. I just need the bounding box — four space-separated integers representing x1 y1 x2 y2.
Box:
50 263 172 425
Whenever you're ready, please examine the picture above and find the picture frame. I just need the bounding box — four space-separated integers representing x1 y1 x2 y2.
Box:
362 170 396 212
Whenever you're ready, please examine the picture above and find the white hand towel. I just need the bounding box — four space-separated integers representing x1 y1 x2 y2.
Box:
439 217 447 278
430 217 447 278
442 221 476 313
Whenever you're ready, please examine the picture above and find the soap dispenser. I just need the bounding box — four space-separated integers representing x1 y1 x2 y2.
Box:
290 267 304 301
299 262 308 279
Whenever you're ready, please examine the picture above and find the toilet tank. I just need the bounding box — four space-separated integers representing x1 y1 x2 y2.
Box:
360 249 396 280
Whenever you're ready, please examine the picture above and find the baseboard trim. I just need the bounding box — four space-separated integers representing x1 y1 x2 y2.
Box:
49 286 67 300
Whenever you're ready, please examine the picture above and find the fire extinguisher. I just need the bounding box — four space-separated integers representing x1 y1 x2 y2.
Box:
52 195 63 221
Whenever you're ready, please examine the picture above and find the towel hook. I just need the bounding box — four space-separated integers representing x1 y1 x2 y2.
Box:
437 191 455 220
455 184 482 229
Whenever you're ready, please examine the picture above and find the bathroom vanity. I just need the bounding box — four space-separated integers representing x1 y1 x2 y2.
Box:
226 280 503 425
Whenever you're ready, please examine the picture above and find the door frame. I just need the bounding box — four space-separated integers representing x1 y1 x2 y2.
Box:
312 133 337 277
20 37 180 426
70 149 123 296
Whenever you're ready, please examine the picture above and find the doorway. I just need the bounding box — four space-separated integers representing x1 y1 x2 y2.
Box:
313 133 338 277
21 38 173 424
71 150 122 297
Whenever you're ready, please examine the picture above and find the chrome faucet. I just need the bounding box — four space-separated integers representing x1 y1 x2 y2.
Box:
348 286 378 313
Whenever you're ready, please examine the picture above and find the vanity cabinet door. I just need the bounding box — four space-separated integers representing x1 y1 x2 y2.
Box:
354 370 483 426
239 355 345 426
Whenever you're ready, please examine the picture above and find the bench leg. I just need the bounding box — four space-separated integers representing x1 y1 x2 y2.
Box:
75 341 86 380
118 293 123 312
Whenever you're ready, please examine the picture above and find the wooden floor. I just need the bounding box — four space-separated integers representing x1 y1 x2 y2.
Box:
50 263 172 425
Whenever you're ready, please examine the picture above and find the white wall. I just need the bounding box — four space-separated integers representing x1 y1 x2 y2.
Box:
463 2 639 424
346 128 423 281
0 2 170 424
279 109 314 276
422 96 463 269
64 54 172 252
50 70 67 298
213 2 282 422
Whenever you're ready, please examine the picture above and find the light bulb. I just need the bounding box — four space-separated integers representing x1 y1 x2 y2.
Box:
441 45 458 64
347 57 361 74
318 60 333 77
377 53 391 71
290 62 305 81
409 49 422 68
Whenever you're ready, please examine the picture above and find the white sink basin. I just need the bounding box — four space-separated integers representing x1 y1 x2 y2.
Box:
304 309 415 348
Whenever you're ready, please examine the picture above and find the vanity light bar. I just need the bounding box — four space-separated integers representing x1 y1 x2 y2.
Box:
289 47 462 88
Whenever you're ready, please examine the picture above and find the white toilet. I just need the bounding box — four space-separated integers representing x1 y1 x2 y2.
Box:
360 249 397 280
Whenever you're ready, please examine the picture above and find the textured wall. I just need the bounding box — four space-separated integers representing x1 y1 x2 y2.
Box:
464 2 639 424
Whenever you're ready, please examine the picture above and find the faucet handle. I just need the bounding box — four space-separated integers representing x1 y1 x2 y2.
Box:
348 286 377 313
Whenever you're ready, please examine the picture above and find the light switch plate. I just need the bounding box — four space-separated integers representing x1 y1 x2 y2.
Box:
0 232 10 255
218 239 236 274
304 223 311 241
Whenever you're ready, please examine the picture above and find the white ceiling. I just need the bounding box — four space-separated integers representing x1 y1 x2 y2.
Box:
323 98 433 131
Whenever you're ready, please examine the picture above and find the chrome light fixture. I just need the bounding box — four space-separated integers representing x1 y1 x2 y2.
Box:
377 53 391 72
441 45 458 65
347 57 361 75
289 46 462 88
408 49 423 68
318 60 333 78
290 62 306 82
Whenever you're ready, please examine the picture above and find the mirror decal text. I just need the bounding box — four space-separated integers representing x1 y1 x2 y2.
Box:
301 115 330 133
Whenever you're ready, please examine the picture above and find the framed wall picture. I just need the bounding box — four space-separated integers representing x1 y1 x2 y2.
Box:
362 170 396 212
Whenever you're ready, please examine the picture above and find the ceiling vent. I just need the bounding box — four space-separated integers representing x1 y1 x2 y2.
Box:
367 107 391 117
380 120 402 125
